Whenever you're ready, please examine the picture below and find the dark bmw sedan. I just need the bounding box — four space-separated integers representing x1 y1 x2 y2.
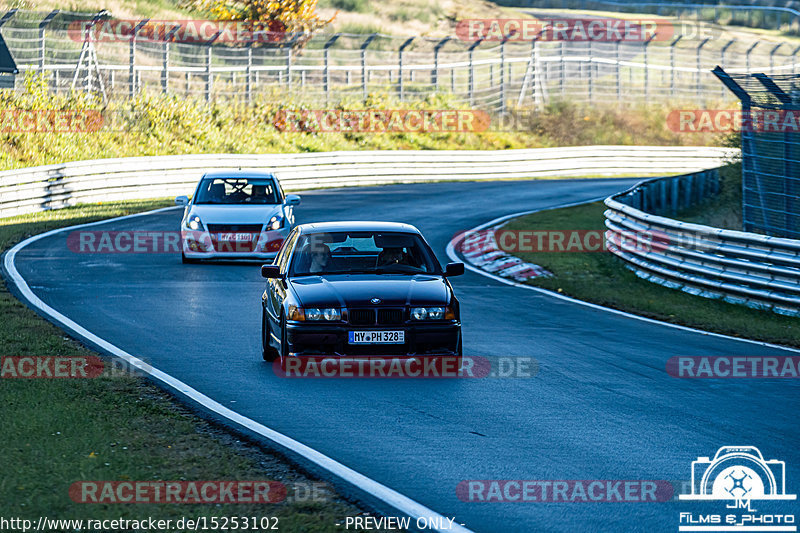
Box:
260 221 464 362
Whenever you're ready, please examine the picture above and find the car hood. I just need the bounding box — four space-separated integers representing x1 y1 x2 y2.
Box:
290 274 450 308
189 204 282 224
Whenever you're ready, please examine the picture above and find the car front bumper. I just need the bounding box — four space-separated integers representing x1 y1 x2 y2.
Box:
285 321 461 356
181 229 287 259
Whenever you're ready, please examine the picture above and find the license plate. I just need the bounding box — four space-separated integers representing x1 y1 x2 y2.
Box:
217 232 252 242
348 330 405 344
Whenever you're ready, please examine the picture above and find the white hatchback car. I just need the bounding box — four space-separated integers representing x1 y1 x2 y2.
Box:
175 171 301 263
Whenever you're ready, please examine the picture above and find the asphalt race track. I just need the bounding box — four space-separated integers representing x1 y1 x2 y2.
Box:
10 178 800 532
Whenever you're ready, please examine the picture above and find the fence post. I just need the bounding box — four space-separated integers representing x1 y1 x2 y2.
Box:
696 38 709 104
286 45 292 90
38 11 59 75
719 39 735 99
746 41 759 73
161 26 179 95
500 37 508 114
324 34 340 106
129 19 150 98
615 39 621 104
560 40 565 96
204 31 222 103
770 43 783 74
360 33 377 101
644 34 654 101
468 38 482 105
669 35 682 98
398 37 414 102
246 43 252 104
433 36 451 90
588 40 593 104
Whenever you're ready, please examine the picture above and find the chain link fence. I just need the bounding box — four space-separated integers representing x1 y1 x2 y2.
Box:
715 67 800 239
2 10 800 112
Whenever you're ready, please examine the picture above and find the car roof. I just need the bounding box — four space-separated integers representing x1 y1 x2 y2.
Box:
297 221 421 234
201 170 276 180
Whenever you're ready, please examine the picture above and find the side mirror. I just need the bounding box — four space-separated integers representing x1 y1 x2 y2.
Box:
285 194 301 206
175 195 189 206
445 262 465 277
261 265 282 279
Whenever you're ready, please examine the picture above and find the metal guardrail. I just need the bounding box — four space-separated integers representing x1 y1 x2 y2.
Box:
0 146 734 219
604 168 800 316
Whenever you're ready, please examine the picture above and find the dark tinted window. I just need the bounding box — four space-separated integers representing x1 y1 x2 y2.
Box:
195 177 278 205
290 231 439 276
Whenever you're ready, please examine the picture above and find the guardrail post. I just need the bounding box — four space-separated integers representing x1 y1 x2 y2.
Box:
38 10 59 75
360 33 377 101
324 34 340 106
433 37 450 90
671 178 679 213
398 37 414 102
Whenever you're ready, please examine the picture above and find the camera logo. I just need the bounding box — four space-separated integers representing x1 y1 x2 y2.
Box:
680 446 795 502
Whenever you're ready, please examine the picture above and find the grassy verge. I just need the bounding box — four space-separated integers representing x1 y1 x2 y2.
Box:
0 73 725 171
0 200 390 531
499 197 800 348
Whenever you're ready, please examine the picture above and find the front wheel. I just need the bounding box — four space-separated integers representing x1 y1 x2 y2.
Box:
262 307 279 362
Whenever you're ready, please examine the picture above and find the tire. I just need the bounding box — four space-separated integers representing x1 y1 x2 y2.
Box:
181 253 199 264
262 307 279 362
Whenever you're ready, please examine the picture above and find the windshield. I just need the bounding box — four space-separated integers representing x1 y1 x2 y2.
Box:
194 177 280 205
290 231 440 276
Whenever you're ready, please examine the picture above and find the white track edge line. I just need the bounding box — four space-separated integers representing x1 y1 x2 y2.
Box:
446 199 800 355
3 206 472 533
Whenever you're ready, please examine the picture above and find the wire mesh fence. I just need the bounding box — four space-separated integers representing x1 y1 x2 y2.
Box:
2 9 800 112
715 67 800 239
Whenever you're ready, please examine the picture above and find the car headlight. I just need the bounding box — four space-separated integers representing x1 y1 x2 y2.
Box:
411 306 448 320
185 214 204 231
287 305 341 321
267 214 284 231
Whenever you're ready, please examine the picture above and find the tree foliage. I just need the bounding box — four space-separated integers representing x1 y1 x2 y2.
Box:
183 0 333 38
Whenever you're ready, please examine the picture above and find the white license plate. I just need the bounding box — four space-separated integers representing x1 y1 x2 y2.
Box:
217 232 252 241
348 330 405 344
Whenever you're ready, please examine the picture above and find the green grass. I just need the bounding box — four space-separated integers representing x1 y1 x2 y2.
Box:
0 74 721 172
0 200 388 530
500 197 800 348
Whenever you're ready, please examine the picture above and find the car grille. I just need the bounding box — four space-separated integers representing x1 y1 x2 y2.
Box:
378 308 404 324
348 308 405 325
206 224 264 233
349 309 376 326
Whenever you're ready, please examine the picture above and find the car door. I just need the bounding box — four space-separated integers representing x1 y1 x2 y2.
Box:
266 230 297 328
